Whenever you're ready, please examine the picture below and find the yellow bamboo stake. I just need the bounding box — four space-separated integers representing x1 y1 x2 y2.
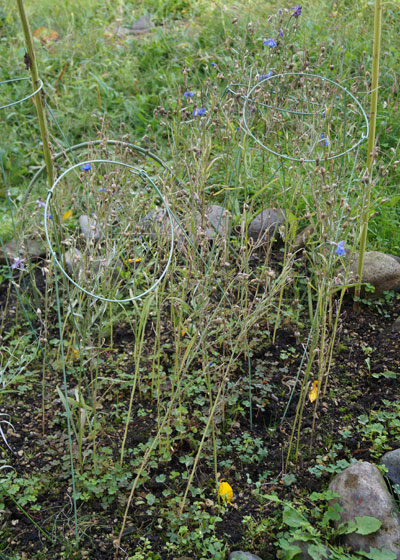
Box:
16 0 54 188
355 0 382 303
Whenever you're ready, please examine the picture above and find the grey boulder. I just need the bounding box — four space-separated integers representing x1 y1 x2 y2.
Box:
248 208 285 243
203 204 231 240
328 461 400 558
79 215 100 242
381 449 400 486
229 552 262 560
346 252 400 296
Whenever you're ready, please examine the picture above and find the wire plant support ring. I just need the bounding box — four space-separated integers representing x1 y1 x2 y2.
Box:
0 76 43 110
241 72 369 163
45 159 175 304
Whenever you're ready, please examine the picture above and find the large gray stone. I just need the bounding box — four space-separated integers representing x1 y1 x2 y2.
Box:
381 449 400 486
346 252 400 296
328 461 400 557
0 237 46 265
248 208 285 243
229 552 262 560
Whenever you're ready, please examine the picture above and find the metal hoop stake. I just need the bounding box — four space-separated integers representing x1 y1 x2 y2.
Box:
44 159 175 304
242 72 369 163
0 77 43 110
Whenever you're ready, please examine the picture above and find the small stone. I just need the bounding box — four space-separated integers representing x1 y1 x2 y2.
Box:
380 449 400 486
204 204 231 240
248 208 286 243
79 215 100 242
293 224 313 251
229 552 262 560
392 317 400 333
328 461 400 557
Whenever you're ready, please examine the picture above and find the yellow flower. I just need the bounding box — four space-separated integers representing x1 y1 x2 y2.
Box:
219 479 233 505
308 380 319 403
62 209 73 222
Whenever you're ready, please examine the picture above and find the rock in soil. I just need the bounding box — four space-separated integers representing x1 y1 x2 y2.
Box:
380 449 400 486
0 237 46 264
79 214 101 242
346 251 400 296
229 552 262 560
247 208 285 243
203 204 231 240
328 461 400 558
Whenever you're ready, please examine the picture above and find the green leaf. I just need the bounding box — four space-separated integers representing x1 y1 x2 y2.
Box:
278 538 302 560
307 543 330 559
357 547 396 560
283 507 309 528
263 493 281 503
352 516 382 535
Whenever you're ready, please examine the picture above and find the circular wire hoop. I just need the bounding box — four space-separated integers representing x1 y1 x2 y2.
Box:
0 77 43 110
242 72 369 163
44 159 175 304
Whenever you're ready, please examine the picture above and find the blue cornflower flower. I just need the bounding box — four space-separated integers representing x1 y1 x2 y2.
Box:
82 163 92 171
193 108 206 116
263 38 277 48
211 62 216 67
293 5 302 17
11 257 25 270
258 71 273 81
335 241 346 256
184 91 194 98
36 199 46 208
279 26 284 37
320 132 329 147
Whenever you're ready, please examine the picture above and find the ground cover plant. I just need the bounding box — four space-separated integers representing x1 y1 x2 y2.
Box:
0 0 399 559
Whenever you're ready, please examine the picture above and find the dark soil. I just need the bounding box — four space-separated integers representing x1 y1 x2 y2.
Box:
1 279 399 560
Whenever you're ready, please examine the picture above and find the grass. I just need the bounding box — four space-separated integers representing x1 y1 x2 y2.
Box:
0 0 399 558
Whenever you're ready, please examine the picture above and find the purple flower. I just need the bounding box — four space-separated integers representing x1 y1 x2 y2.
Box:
293 5 302 17
279 27 284 37
320 132 329 147
36 199 46 208
263 38 277 48
335 241 346 256
11 257 25 270
82 163 92 172
211 62 216 67
193 108 206 116
258 71 273 81
184 91 194 98
47 213 53 220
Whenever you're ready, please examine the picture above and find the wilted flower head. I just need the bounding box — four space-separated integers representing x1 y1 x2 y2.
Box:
279 26 284 37
184 91 194 98
82 163 92 171
11 257 25 270
36 199 46 208
263 38 277 48
193 108 206 116
293 5 302 17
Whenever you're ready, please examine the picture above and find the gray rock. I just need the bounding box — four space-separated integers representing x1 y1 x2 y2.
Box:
248 208 285 243
0 237 46 264
328 461 400 557
293 225 313 251
64 248 83 275
110 14 153 39
229 552 262 560
142 207 185 248
389 254 400 265
204 204 231 240
381 449 400 486
347 252 400 296
392 317 400 333
79 215 100 242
